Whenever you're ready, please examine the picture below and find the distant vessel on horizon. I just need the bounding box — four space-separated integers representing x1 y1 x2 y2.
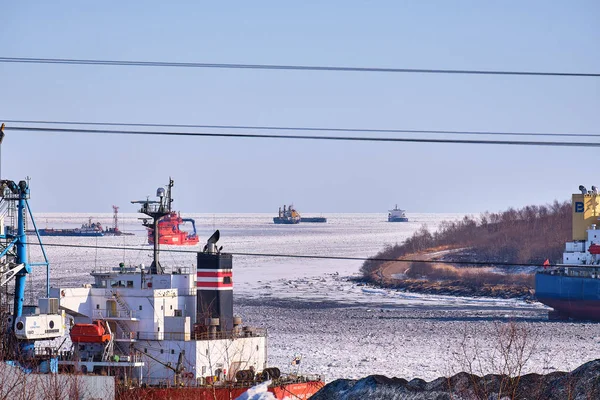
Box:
273 204 301 224
37 217 105 237
388 205 408 222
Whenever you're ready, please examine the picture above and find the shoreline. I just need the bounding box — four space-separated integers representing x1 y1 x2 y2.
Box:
363 247 536 301
352 276 535 301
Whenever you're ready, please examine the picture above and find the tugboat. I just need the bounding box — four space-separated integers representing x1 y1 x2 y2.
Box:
143 181 199 245
273 204 301 224
535 185 600 321
38 217 105 236
388 205 409 222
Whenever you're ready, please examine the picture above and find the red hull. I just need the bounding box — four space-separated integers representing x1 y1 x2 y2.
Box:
536 298 600 321
148 211 199 246
118 380 325 400
150 235 200 246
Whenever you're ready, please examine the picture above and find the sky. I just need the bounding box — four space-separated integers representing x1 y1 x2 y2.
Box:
0 1 599 213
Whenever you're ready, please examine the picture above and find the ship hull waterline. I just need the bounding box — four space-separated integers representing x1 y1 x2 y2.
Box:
535 272 600 321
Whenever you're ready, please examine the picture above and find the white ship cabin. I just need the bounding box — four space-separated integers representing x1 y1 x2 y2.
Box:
389 209 407 218
388 205 407 220
563 224 600 265
50 262 267 385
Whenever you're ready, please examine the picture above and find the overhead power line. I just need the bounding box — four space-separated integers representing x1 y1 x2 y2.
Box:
5 125 600 148
0 56 598 77
28 241 554 268
3 118 598 138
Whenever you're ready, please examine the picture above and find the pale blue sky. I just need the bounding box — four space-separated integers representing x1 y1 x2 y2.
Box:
1 1 599 213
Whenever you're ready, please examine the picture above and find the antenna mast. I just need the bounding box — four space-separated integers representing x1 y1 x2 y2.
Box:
112 205 119 232
131 178 174 274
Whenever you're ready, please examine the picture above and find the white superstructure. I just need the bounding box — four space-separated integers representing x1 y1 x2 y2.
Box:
562 224 600 265
388 204 408 222
50 180 267 385
51 260 267 384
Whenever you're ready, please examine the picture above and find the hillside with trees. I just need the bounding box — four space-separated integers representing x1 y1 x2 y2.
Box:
360 201 572 298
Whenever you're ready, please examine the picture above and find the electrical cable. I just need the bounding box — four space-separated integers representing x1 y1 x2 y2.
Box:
26 241 560 268
5 125 600 148
2 118 598 138
0 56 598 77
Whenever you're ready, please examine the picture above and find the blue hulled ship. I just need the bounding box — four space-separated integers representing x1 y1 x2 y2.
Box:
37 217 104 237
388 205 408 222
535 185 600 321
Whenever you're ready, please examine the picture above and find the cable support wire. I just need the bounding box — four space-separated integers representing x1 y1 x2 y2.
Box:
26 241 559 268
2 118 599 138
0 57 598 77
5 125 600 148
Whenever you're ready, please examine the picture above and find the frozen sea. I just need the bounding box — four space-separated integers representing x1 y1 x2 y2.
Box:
28 212 463 303
25 212 599 382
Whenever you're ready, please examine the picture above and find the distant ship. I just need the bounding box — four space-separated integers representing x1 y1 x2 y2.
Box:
535 185 600 321
38 217 105 237
147 211 199 245
273 204 301 224
388 205 408 222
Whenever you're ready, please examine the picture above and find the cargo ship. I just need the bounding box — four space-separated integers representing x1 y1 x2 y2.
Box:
273 204 301 224
535 185 600 321
0 126 323 399
388 205 408 222
38 217 105 236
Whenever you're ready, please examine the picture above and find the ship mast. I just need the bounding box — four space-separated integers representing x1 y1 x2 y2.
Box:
132 178 174 274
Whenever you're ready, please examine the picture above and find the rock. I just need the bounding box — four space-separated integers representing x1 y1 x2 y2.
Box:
312 359 600 400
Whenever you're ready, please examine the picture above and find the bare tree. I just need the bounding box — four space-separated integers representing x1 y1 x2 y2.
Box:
450 320 544 400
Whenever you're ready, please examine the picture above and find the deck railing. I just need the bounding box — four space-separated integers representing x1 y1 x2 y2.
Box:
539 265 600 278
93 309 137 319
